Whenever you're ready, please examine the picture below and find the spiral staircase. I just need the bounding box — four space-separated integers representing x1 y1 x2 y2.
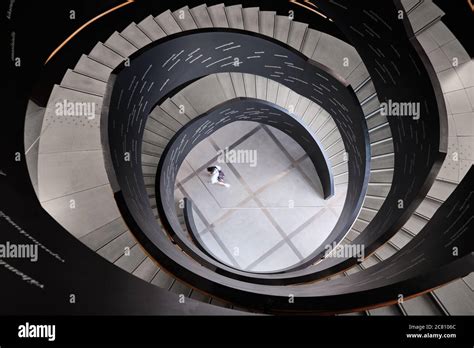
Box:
20 0 474 315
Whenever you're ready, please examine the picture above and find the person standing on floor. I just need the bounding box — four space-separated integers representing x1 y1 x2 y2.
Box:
206 165 231 188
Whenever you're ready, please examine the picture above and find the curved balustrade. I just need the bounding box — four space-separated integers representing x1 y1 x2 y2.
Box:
157 98 335 274
103 29 370 283
307 0 448 273
10 0 472 316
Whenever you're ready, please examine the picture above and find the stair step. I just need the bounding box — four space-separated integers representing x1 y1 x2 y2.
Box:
210 297 233 308
173 6 198 31
325 139 345 157
401 0 422 14
402 294 444 315
104 32 137 57
230 72 246 97
142 164 158 176
402 214 428 235
143 176 156 186
114 243 147 273
360 92 378 107
374 243 397 260
408 0 444 34
357 207 378 222
363 195 385 210
356 80 376 102
190 289 212 303
427 178 457 201
169 279 193 297
133 257 160 282
307 108 328 132
416 197 441 219
142 153 160 165
121 22 152 48
149 108 182 132
79 217 128 251
275 84 291 108
170 93 199 119
151 269 175 290
370 153 394 170
155 10 182 35
433 279 474 315
208 4 229 28
242 7 259 33
301 28 322 58
146 187 156 196
190 4 213 28
346 229 360 241
360 255 378 268
266 80 279 104
367 182 392 197
320 126 340 146
365 106 382 119
329 150 347 167
389 229 413 250
138 15 167 41
88 42 124 69
361 96 380 115
225 5 244 30
463 273 474 291
368 305 403 316
215 73 237 100
160 98 190 125
366 112 389 130
332 161 349 176
316 118 337 140
97 231 136 263
293 95 310 119
142 141 165 157
353 76 371 93
368 123 392 143
347 63 370 90
61 69 107 96
370 138 394 156
285 90 301 112
334 172 349 184
243 73 257 98
180 75 228 113
74 55 112 82
288 21 308 51
143 125 174 143
255 75 267 100
146 117 175 139
311 33 362 79
352 218 369 233
274 15 291 43
259 11 276 37
368 168 394 183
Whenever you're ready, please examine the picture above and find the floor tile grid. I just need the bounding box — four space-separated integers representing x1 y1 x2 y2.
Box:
173 122 343 271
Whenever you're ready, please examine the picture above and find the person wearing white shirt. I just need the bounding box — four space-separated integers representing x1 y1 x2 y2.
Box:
206 165 230 188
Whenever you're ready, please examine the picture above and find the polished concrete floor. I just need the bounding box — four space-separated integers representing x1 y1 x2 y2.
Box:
175 121 347 272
